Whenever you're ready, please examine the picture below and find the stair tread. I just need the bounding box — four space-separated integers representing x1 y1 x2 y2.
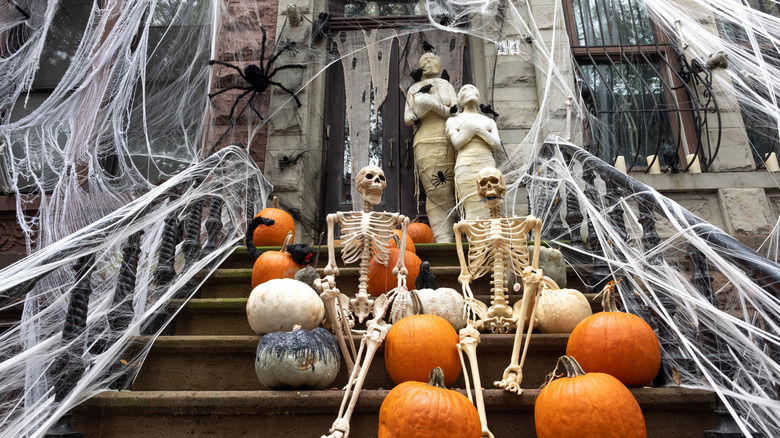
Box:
147 333 571 349
76 387 716 413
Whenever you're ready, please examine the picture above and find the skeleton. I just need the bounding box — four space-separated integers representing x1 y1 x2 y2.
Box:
316 165 413 438
453 167 543 437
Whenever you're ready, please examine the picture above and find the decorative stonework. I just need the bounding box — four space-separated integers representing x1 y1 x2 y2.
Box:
717 188 774 235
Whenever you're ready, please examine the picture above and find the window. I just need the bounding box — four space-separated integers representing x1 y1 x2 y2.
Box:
3 0 212 192
718 6 780 167
564 0 707 171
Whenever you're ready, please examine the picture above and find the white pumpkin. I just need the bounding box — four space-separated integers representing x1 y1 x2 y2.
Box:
417 287 466 331
535 287 592 333
246 278 325 335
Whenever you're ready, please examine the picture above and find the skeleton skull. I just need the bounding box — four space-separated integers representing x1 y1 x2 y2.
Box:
356 165 387 206
476 167 506 208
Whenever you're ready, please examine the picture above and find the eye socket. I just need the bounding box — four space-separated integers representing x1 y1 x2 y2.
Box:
378 174 386 182
366 173 374 179
489 177 499 184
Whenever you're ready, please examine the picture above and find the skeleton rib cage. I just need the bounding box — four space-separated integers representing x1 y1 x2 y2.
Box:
337 211 399 267
463 217 537 281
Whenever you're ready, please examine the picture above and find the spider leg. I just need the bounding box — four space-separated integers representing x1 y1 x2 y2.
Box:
247 91 265 120
268 80 302 108
266 45 301 73
227 89 254 122
267 64 307 80
259 27 268 77
209 85 252 99
208 60 249 82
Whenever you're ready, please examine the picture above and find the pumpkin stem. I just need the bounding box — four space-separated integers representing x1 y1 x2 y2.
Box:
542 356 586 389
272 196 280 209
427 367 448 389
410 289 425 315
600 280 622 312
281 231 294 253
558 355 586 378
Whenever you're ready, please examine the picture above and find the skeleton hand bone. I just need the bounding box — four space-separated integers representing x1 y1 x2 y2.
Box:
322 418 349 438
495 364 524 394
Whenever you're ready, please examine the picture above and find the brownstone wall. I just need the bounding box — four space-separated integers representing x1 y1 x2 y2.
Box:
204 0 279 170
0 196 35 268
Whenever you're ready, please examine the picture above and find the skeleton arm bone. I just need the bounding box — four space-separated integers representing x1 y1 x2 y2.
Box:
530 216 542 269
454 221 472 285
392 215 410 280
494 263 544 394
325 213 340 276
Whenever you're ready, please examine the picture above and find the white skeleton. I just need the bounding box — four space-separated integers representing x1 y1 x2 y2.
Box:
316 165 413 438
453 167 544 438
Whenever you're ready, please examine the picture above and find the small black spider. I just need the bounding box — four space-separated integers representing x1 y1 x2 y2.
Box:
208 27 305 121
435 13 453 26
278 151 307 170
430 168 454 188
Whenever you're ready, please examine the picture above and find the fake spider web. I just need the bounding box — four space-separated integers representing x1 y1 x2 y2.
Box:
0 0 779 436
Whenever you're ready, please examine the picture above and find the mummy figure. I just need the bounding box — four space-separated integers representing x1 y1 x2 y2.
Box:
453 167 544 437
316 165 414 438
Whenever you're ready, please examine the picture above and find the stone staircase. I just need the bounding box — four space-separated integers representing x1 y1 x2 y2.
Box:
71 244 716 437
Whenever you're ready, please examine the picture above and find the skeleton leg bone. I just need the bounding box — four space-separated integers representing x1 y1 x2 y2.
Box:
458 325 495 438
494 267 543 394
322 321 389 438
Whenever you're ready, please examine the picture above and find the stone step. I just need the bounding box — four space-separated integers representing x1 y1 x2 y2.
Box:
219 244 483 270
71 387 716 437
134 334 594 392
169 294 604 336
198 265 587 300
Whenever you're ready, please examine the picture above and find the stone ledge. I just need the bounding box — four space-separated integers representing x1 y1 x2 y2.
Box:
632 171 779 192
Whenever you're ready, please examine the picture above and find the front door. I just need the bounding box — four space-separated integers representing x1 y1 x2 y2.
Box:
322 38 417 218
321 30 469 224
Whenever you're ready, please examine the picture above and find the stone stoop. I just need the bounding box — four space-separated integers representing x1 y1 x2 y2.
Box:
71 245 717 437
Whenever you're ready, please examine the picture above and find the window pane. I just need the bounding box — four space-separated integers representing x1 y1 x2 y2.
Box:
34 2 93 88
580 62 675 166
343 1 419 17
571 0 656 46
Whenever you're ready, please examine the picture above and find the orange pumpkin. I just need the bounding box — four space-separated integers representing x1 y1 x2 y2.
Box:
379 367 481 438
535 356 647 438
565 282 661 387
388 229 416 254
384 314 460 386
253 197 295 247
251 232 300 288
408 221 434 244
367 248 421 296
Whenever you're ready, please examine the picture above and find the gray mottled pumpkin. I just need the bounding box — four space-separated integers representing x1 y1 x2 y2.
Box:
254 326 341 390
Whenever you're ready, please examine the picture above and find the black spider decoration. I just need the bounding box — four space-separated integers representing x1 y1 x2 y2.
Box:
430 168 454 188
435 13 453 26
208 27 305 122
278 151 307 170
